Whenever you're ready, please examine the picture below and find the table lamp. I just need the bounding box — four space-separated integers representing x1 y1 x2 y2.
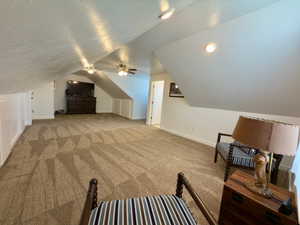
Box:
232 116 299 198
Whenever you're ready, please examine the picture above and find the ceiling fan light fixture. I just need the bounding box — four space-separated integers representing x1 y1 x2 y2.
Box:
85 64 96 74
87 69 95 74
118 70 128 76
159 8 175 20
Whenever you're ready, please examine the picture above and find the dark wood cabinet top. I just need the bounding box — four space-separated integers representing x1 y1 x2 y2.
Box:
219 170 298 225
226 171 297 219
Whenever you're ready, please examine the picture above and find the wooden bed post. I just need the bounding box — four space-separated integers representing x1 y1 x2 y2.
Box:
81 174 217 225
176 172 184 198
80 178 98 225
176 172 218 225
91 179 98 209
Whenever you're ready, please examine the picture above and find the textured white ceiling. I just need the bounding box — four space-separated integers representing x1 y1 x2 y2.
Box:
0 0 195 94
3 0 295 117
156 0 300 117
95 0 278 74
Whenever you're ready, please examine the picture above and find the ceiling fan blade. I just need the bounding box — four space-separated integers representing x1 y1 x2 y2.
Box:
73 70 89 75
129 71 136 75
128 68 137 71
94 61 117 70
99 68 117 73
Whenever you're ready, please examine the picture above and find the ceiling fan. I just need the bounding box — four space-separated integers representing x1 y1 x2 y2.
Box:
83 64 96 74
79 62 139 77
117 64 137 76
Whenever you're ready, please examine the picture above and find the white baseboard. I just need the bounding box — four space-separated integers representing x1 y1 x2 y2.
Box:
1 125 26 167
111 113 131 120
32 113 54 120
160 126 215 147
132 117 146 120
25 119 32 126
0 157 4 168
10 130 23 150
96 110 113 113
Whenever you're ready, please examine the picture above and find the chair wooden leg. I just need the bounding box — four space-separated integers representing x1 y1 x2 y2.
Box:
175 173 218 225
224 144 234 182
224 163 231 182
271 168 279 185
176 172 184 198
214 149 218 163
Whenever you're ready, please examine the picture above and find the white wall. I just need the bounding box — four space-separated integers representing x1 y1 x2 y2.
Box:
0 92 32 166
55 74 113 113
107 72 150 120
32 81 55 120
149 72 300 170
95 86 113 113
24 92 32 126
113 99 133 119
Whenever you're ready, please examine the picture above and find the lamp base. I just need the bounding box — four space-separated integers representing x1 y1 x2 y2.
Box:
246 151 272 198
245 181 272 198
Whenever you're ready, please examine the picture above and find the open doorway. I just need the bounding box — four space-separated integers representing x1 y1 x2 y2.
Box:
149 80 164 127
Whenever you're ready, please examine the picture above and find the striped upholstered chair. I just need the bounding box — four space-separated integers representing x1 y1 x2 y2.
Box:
80 173 217 225
214 133 283 183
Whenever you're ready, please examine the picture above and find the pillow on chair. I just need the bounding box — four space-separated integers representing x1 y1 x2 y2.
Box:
217 142 256 167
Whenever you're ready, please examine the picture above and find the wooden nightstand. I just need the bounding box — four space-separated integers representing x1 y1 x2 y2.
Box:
219 170 298 225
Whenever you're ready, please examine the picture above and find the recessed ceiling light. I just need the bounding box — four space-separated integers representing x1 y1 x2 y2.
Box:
205 43 217 53
73 81 79 84
159 8 175 20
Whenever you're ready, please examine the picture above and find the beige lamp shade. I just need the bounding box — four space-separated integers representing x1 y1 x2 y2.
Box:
233 116 299 156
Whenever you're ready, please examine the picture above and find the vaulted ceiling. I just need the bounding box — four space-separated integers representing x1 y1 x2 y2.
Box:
1 0 299 117
0 0 195 94
94 0 278 74
155 0 300 117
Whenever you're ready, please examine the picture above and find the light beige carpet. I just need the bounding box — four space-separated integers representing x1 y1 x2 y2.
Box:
0 114 232 225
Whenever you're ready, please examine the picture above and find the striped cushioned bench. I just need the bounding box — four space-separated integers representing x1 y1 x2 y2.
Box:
80 174 217 225
88 195 197 225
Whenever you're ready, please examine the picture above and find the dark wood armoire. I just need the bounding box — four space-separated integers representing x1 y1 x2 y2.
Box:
66 81 96 114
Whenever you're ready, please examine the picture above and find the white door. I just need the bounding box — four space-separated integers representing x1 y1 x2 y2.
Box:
31 81 55 120
150 81 164 125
